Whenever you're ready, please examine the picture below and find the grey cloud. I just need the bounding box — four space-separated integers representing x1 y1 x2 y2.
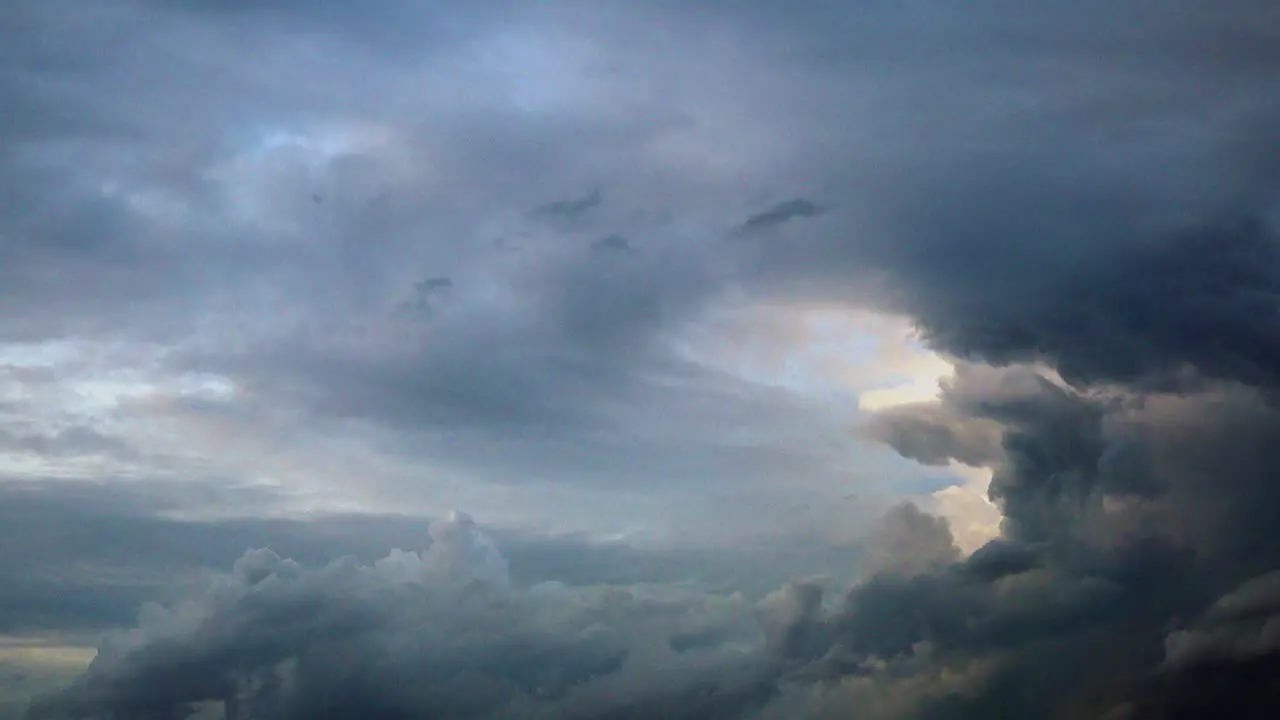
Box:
858 400 1003 468
839 366 1280 716
0 2 547 342
737 199 826 234
1130 568 1280 718
1129 653 1280 720
590 234 634 254
0 479 854 637
685 3 1280 395
759 536 1196 718
22 514 783 720
907 219 1280 391
1162 571 1280 671
0 478 329 634
138 114 732 456
19 503 994 720
398 276 453 316
418 277 453 291
862 366 1130 544
957 540 1043 584
17 442 1269 719
757 581 829 662
531 188 604 222
157 0 477 45
0 427 136 462
857 502 960 580
8 0 1280 716
6 482 949 720
177 217 742 485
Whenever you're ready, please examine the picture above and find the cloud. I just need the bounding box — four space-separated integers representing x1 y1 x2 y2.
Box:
737 199 826 234
1127 570 1280 718
530 188 604 222
17 498 993 719
0 427 136 462
1162 570 1280 671
841 366 1280 715
0 479 878 717
0 639 95 720
22 514 780 719
6 0 1280 716
0 478 868 638
397 276 452 316
590 234 635 254
905 219 1280 391
857 502 960 580
22 388 1280 718
858 398 1003 469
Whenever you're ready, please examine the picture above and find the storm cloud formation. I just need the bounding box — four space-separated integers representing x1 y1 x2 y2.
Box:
24 513 777 720
5 0 1280 717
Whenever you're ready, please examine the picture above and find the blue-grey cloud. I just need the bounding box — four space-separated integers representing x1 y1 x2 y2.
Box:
6 0 1280 717
737 199 826 234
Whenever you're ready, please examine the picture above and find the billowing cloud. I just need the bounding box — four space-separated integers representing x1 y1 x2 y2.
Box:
23 513 776 719
838 374 1280 716
1163 570 1280 671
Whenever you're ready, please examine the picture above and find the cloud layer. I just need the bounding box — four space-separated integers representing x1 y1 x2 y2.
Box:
5 0 1280 717
25 513 778 719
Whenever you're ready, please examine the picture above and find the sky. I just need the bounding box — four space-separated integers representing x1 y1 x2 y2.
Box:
2 0 1279 718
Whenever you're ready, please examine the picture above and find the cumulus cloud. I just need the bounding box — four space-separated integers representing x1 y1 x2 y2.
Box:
23 513 778 719
24 382 1280 719
843 371 1280 716
19 497 1016 719
858 502 961 580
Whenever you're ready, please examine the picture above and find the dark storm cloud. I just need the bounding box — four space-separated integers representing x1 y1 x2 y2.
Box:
22 385 1280 720
1120 571 1280 719
907 219 1280 391
8 0 1280 717
834 367 1280 716
688 3 1280 396
1162 570 1280 671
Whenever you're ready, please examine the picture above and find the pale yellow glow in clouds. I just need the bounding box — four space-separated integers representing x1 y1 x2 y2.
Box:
850 320 1001 556
686 302 1002 554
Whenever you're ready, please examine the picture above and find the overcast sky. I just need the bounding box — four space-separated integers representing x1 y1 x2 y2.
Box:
3 1 1280 718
